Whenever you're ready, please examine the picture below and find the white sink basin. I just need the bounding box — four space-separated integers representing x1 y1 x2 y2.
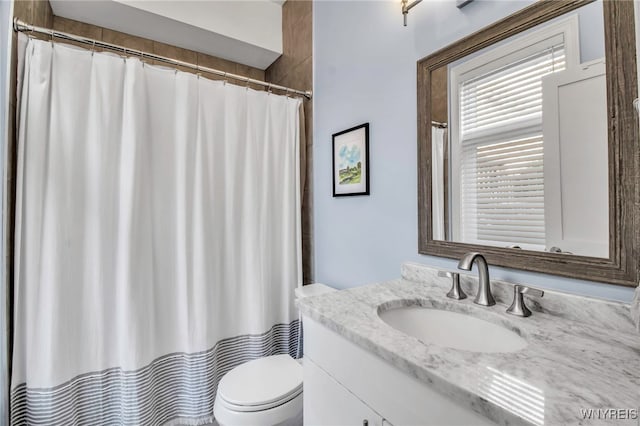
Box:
379 306 527 353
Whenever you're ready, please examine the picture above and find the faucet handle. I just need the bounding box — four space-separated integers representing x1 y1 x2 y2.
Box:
507 285 544 317
438 271 467 300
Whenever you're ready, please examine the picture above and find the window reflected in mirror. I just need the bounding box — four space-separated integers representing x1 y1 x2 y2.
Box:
430 0 608 258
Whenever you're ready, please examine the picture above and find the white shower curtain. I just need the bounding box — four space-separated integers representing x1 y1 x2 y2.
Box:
432 127 447 240
11 34 302 425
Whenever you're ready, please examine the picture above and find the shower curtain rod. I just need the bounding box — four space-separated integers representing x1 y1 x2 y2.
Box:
13 18 313 100
432 120 447 128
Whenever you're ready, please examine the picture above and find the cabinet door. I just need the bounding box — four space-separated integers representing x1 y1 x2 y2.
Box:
304 358 383 426
304 316 497 426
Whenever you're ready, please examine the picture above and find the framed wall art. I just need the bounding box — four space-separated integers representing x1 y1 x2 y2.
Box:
332 123 370 197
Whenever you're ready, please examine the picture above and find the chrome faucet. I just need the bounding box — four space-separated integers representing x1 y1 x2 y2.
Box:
507 285 544 317
437 270 467 300
457 252 495 306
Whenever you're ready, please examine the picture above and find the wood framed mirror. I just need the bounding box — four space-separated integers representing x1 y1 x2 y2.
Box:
417 0 639 286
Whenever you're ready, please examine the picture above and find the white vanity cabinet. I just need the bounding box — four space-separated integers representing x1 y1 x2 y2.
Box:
304 357 384 426
302 316 496 426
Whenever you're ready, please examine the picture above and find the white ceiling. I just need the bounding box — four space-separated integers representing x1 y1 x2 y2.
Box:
49 0 284 70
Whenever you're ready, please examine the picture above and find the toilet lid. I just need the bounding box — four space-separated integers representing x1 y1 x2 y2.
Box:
217 354 303 411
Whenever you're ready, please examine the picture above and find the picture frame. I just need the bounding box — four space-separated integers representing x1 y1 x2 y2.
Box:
332 123 370 197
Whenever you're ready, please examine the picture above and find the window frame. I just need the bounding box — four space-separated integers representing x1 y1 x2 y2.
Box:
448 16 579 250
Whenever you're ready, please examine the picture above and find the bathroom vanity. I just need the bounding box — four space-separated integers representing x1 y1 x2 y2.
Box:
298 263 640 426
302 312 494 426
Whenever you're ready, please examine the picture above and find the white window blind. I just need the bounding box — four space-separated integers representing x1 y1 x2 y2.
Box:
458 42 566 248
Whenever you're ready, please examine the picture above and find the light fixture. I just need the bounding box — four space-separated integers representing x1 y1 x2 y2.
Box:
401 0 423 26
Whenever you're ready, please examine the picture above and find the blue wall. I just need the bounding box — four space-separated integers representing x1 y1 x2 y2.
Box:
312 0 636 302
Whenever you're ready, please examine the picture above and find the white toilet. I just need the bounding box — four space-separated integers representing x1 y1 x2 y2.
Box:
213 283 335 426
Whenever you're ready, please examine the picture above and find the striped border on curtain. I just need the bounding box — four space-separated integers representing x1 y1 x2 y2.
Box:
10 320 300 426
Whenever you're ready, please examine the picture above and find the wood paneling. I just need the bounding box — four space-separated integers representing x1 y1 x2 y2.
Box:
430 66 448 124
417 0 639 286
53 15 102 39
101 28 154 53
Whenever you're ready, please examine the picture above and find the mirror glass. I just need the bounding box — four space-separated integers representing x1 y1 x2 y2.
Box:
430 0 608 258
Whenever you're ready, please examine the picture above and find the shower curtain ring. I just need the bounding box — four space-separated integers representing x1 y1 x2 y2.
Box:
49 29 54 45
223 72 227 85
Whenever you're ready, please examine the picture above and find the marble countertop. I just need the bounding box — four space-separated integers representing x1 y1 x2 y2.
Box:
297 264 640 426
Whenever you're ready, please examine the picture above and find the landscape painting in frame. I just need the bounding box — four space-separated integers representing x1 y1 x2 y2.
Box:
332 123 370 197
